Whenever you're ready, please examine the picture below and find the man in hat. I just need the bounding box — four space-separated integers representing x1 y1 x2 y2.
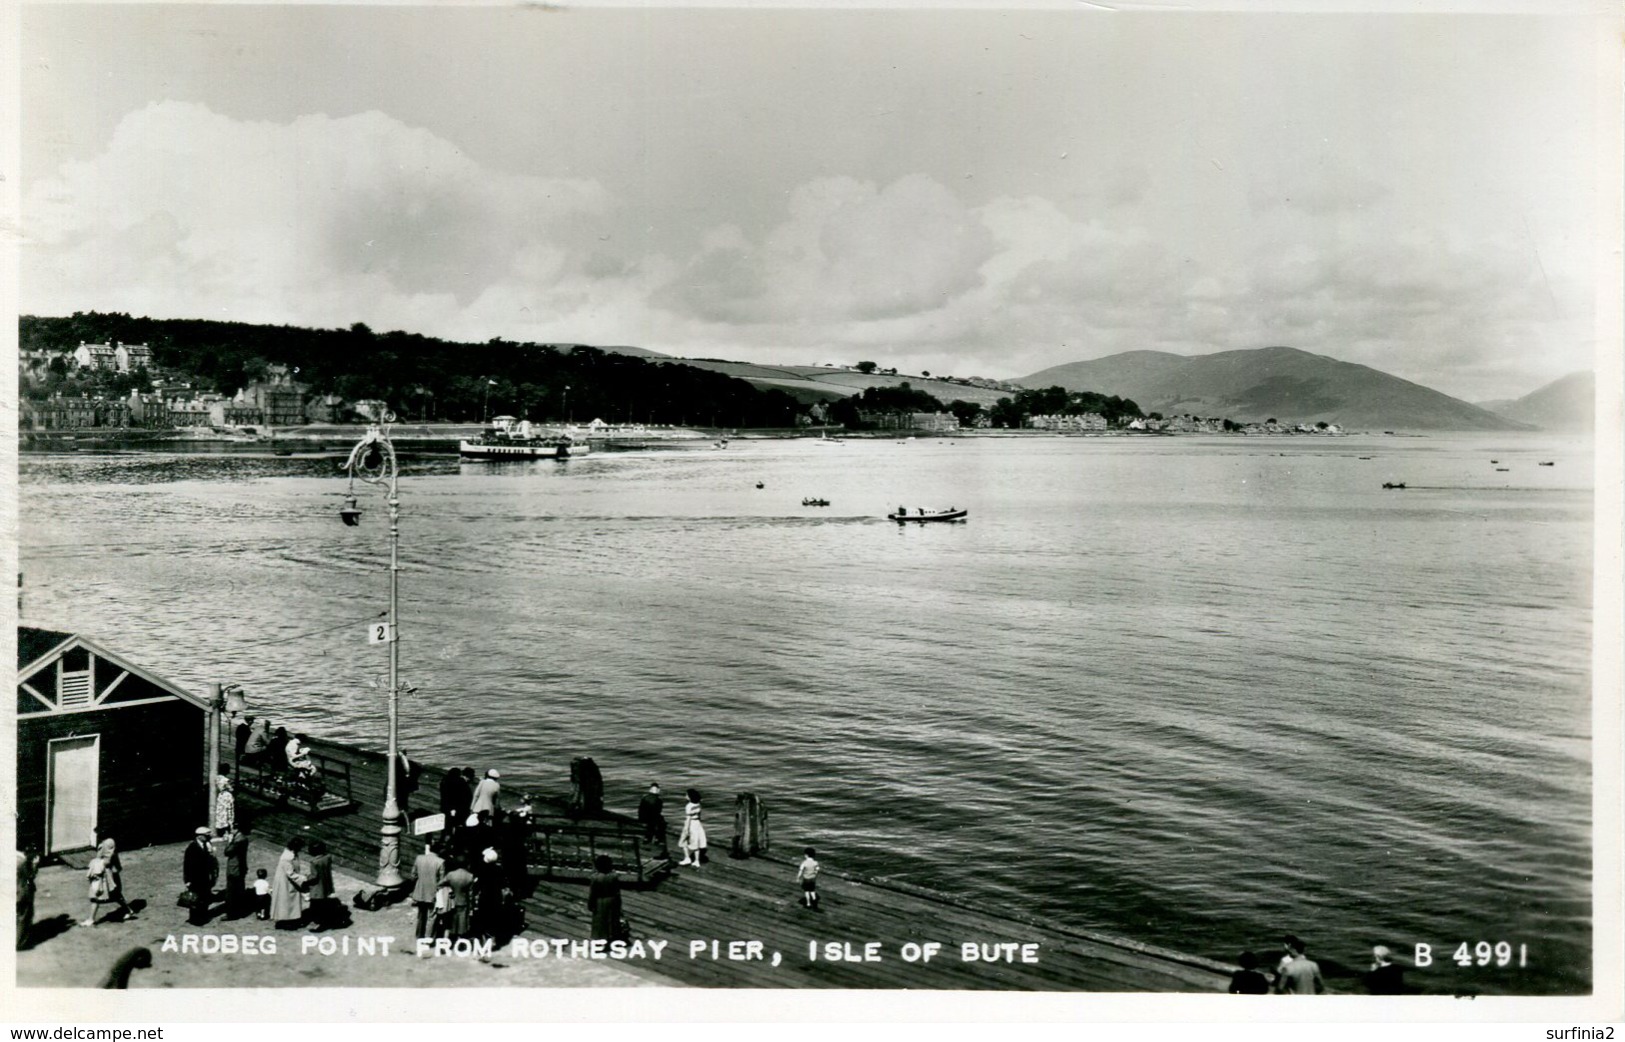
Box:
1365 945 1405 994
638 783 668 858
182 827 219 925
471 769 502 817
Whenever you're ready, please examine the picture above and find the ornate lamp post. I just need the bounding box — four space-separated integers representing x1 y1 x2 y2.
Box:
340 416 405 890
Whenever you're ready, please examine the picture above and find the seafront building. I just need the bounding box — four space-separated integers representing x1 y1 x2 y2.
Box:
1027 412 1108 431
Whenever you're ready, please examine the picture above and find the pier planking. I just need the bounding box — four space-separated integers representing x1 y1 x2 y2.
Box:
226 736 1234 991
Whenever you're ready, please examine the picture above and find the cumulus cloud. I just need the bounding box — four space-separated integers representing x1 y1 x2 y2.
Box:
23 102 616 334
22 102 1588 399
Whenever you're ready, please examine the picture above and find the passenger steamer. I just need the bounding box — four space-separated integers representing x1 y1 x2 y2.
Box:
459 416 590 460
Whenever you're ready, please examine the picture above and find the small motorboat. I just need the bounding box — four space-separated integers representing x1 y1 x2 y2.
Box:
802 497 831 507
1495 467 1509 472
755 481 764 489
1538 461 1555 466
889 507 968 523
1381 482 1407 490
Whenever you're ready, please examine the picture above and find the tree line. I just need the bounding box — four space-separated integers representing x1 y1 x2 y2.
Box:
827 381 1145 430
20 313 805 428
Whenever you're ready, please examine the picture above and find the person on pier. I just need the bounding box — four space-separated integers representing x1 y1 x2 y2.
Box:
221 821 250 920
304 839 339 931
638 783 669 859
396 749 420 818
588 855 624 942
1227 951 1270 994
440 766 473 835
796 847 821 910
214 768 235 835
1364 945 1405 995
1274 935 1325 995
265 727 290 772
286 733 317 777
242 718 271 767
234 715 255 764
441 856 476 941
182 827 219 926
499 809 531 895
411 839 446 941
269 837 310 929
678 789 707 868
82 835 137 927
471 768 503 816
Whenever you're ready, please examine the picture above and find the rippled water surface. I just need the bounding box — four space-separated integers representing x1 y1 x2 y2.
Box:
19 433 1594 992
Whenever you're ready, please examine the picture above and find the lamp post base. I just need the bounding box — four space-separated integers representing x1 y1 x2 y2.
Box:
377 800 405 889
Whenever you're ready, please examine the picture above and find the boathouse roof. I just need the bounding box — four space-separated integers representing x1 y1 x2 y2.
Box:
17 626 211 711
17 626 74 667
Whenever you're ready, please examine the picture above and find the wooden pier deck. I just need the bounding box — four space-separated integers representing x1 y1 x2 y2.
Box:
227 737 1235 991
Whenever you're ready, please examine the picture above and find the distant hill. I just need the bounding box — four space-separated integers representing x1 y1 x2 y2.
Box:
1475 371 1593 432
1018 346 1529 431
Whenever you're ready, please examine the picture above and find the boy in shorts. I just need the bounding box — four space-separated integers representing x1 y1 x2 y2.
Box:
796 847 820 911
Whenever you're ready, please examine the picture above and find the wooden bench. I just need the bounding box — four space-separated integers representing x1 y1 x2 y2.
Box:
235 753 354 817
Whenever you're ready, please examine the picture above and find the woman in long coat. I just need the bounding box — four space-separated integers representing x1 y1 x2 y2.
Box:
587 855 622 941
269 837 309 927
677 789 707 867
305 839 336 929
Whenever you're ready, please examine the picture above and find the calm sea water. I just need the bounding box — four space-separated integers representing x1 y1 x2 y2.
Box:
18 433 1594 993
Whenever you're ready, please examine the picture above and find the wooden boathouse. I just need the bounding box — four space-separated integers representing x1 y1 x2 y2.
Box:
16 627 213 856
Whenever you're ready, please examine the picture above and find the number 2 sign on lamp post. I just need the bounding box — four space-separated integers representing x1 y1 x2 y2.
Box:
341 417 407 891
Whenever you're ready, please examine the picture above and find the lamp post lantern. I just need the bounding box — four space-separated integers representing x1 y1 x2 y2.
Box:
341 417 405 890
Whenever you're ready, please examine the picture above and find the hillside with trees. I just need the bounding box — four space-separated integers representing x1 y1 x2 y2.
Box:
20 312 806 428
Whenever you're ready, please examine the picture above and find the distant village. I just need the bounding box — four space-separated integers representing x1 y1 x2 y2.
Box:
849 409 1344 436
19 341 375 433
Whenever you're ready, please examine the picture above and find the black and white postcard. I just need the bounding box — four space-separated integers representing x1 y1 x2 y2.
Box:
5 0 1621 1035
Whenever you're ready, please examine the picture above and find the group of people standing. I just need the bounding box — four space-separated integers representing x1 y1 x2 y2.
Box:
1228 935 1405 995
636 783 708 867
410 765 527 944
174 821 344 931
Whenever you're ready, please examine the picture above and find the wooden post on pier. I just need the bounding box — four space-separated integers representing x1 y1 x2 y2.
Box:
730 792 769 859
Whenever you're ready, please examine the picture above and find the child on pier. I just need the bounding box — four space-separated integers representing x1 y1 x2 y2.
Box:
796 848 820 910
253 869 271 920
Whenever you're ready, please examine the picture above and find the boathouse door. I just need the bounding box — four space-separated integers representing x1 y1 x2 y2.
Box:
47 735 100 853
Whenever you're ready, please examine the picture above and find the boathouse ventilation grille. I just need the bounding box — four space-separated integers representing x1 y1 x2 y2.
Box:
58 669 94 708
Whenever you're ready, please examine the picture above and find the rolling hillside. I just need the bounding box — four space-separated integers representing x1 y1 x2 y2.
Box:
1476 371 1594 432
1019 346 1528 431
664 359 1009 408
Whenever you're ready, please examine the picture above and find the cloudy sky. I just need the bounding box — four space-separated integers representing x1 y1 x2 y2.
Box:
17 3 1608 400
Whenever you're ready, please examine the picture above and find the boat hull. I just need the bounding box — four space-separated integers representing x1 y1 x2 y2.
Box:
888 510 968 523
458 440 588 460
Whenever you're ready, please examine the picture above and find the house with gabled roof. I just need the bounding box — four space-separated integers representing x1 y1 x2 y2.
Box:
16 627 212 856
